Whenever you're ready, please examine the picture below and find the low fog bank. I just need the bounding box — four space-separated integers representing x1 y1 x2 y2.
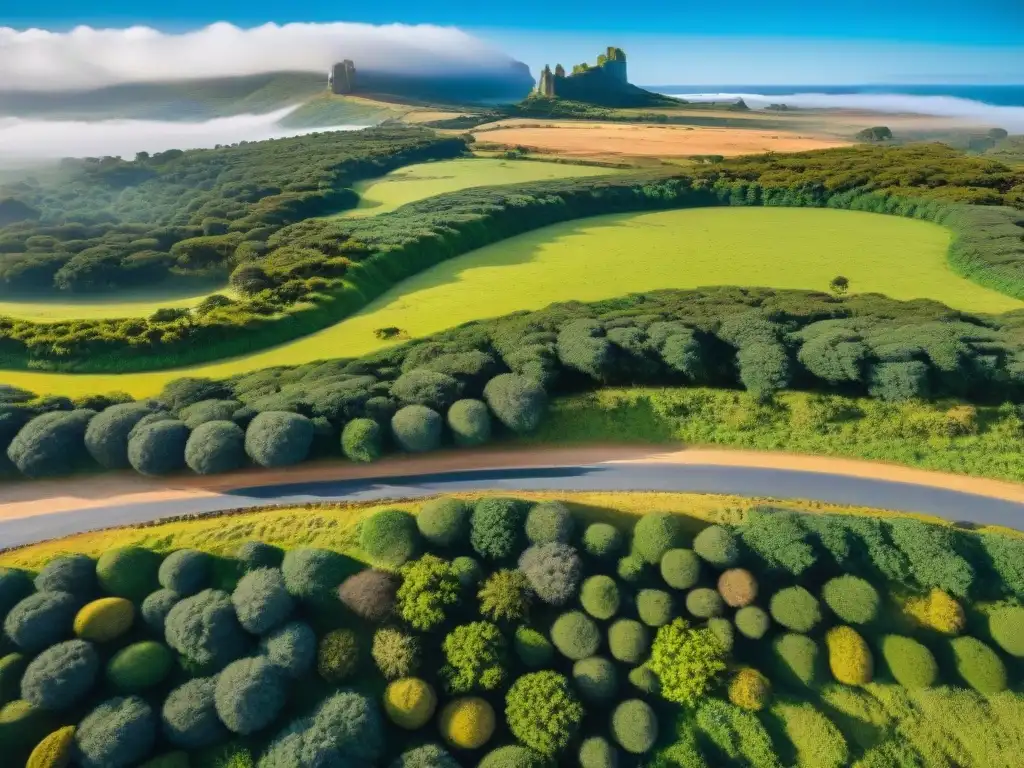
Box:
0 22 524 92
0 108 364 164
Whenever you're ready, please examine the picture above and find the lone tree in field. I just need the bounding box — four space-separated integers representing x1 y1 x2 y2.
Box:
829 276 850 296
856 126 893 142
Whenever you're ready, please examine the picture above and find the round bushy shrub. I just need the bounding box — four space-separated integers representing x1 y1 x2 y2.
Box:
34 555 96 601
525 501 574 545
259 689 383 765
573 656 618 703
471 497 528 561
391 743 460 768
514 626 554 668
338 568 399 624
772 633 821 688
478 745 549 768
281 548 347 603
21 640 98 711
686 588 724 619
551 611 601 660
616 554 645 584
26 724 75 768
232 568 293 635
735 606 771 640
164 589 248 672
7 409 95 478
661 549 701 590
178 399 240 429
580 575 620 620
441 621 508 694
74 696 156 768
452 556 482 588
341 418 384 463
158 549 211 596
647 619 727 706
611 700 657 755
447 399 492 447
85 402 155 469
825 626 873 685
0 700 54 755
478 569 532 622
632 513 684 565
106 642 172 693
693 525 739 568
127 420 189 476
184 421 245 475
127 412 174 440
717 568 758 608
519 543 582 606
482 374 547 434
373 628 421 680
583 523 624 560
384 678 437 730
418 498 471 548
880 635 938 688
392 370 462 411
770 586 822 633
637 589 673 627
4 592 77 652
628 666 660 694
214 657 286 735
236 541 283 572
397 555 461 631
391 405 443 453
708 617 735 653
506 671 584 755
439 697 495 750
161 677 226 749
949 636 1007 693
259 622 315 679
0 653 28 705
0 568 33 621
361 509 420 568
821 575 880 625
317 628 360 683
608 619 649 664
96 547 160 601
244 412 313 467
728 667 771 712
140 590 179 635
579 736 618 768
990 606 1024 657
904 588 965 635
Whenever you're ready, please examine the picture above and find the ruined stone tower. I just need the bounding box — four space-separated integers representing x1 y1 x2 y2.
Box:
536 65 555 97
329 60 356 94
601 47 627 84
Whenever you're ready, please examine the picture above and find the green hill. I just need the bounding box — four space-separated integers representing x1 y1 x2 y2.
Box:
527 47 682 109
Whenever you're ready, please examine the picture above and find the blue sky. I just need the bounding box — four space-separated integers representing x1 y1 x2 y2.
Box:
3 0 1023 84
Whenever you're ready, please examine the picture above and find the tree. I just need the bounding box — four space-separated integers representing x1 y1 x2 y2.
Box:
505 671 584 756
829 276 849 296
441 621 508 694
396 555 461 631
647 618 728 706
856 126 893 142
478 570 532 622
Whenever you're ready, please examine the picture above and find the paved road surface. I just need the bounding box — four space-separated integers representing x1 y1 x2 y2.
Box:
2 462 1021 548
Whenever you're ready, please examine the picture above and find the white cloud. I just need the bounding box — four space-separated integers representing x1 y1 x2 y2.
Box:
0 22 522 92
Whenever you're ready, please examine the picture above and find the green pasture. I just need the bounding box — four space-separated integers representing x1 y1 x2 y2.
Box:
336 158 622 218
0 281 230 321
3 206 1012 398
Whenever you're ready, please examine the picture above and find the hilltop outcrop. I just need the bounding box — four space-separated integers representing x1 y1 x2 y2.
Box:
531 47 679 108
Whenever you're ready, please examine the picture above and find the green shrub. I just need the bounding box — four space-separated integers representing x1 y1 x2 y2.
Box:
736 509 817 577
7 409 94 478
391 743 460 768
280 547 347 603
259 621 315 679
341 418 384 462
483 374 547 433
214 657 286 735
686 588 725 619
583 523 625 560
551 611 600 660
317 628 360 684
0 700 54 755
821 575 879 625
514 626 554 668
4 592 77 652
392 370 462 411
391 405 443 452
127 420 189 476
184 421 246 474
74 696 156 768
138 752 189 768
397 555 461 631
479 569 532 622
232 568 293 635
661 549 701 590
573 656 618 703
74 597 135 642
717 568 757 607
260 689 384 765
632 513 684 565
880 635 937 688
611 699 658 755
628 666 660 695
158 549 211 596
693 525 739 568
447 399 492 447
637 589 673 627
21 640 98 711
887 518 974 598
949 636 1007 693
505 671 584 755
478 745 549 768
0 653 27 706
360 509 420 568
608 619 649 664
452 556 482 588
417 498 471 548
825 626 873 685
85 403 155 469
520 543 582 605
989 606 1024 657
372 628 421 680
770 586 822 633
579 737 618 768
441 621 507 694
337 568 399 624
439 696 495 750
383 677 437 730
96 547 160 601
235 541 283 572
696 697 777 767
34 555 96 601
160 677 227 749
244 412 313 467
26 724 75 768
616 554 645 584
525 501 574 545
772 700 848 768
106 641 173 693
726 668 772 713
580 575 620 620
647 618 727 706
0 568 34 623
708 617 735 653
735 606 771 639
772 633 821 688
471 497 528 561
140 590 179 635
164 589 248 672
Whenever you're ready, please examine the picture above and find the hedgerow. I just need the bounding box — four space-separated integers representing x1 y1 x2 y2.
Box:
482 374 547 433
184 421 246 475
127 420 189 476
6 410 94 478
244 412 313 467
505 671 584 755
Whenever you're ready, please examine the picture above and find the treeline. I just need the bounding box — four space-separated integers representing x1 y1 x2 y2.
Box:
6 286 1024 481
0 127 467 294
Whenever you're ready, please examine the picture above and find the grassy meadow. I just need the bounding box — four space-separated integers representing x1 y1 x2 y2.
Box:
0 282 231 321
